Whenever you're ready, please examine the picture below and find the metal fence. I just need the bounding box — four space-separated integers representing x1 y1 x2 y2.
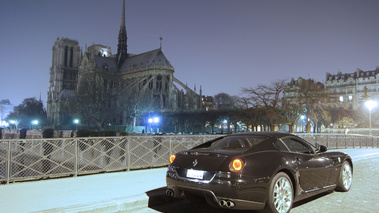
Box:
296 133 379 149
0 135 219 184
1 134 378 184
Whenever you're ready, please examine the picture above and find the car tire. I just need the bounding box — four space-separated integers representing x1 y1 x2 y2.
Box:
336 161 353 192
264 172 293 213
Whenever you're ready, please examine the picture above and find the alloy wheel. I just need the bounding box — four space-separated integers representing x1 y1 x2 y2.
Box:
273 176 293 213
342 163 352 190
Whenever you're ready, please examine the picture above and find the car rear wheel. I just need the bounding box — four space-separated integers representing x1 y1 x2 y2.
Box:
336 161 353 192
264 172 293 213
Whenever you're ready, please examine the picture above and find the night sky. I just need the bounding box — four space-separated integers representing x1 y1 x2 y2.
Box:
1 0 379 106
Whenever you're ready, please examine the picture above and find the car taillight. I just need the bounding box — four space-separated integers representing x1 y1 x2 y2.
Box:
169 154 176 164
230 158 244 172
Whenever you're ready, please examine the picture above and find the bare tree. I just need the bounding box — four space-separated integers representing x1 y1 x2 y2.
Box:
71 72 119 130
213 93 235 110
298 79 329 133
283 78 329 133
7 97 46 128
242 79 287 131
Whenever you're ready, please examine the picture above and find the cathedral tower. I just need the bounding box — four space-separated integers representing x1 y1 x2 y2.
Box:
47 37 80 128
117 0 128 63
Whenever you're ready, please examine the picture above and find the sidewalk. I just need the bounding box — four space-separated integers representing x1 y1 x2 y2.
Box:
0 168 167 213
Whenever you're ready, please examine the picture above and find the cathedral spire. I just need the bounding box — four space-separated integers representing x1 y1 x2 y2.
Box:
117 0 127 62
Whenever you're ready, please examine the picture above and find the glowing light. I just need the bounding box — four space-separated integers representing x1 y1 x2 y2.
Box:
230 159 244 172
0 121 9 127
100 49 109 57
148 117 160 123
169 155 176 164
365 100 377 111
365 100 377 135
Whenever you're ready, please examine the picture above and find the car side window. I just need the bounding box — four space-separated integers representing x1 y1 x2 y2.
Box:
281 138 313 154
274 140 289 152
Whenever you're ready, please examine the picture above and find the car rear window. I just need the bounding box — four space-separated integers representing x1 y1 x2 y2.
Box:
210 136 268 151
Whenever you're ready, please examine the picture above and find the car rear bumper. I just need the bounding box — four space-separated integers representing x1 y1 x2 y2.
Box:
166 171 266 210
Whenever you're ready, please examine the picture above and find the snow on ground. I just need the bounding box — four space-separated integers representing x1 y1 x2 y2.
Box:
0 168 167 213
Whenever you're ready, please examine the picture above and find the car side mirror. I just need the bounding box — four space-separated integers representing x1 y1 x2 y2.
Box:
318 145 327 153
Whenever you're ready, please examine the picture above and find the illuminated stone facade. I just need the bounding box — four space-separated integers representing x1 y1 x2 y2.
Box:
284 67 379 111
325 67 379 110
47 1 202 129
47 38 80 127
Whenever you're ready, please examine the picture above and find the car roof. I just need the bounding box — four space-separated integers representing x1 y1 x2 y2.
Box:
229 131 294 139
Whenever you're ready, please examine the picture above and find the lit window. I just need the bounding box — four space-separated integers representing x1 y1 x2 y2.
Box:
349 96 353 102
339 96 344 102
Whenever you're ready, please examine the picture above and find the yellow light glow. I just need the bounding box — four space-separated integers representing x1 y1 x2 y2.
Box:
230 159 244 172
169 154 176 164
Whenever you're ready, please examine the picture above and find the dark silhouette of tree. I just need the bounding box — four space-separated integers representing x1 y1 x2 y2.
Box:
298 79 328 133
71 72 119 130
213 93 235 110
283 78 329 133
7 97 46 129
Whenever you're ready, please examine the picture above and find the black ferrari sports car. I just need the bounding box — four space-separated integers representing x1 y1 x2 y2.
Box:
166 132 353 213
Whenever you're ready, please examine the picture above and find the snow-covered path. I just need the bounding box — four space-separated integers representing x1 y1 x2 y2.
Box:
0 168 166 213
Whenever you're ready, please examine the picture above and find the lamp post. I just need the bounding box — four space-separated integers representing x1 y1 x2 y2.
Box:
300 115 305 133
223 120 227 134
365 100 377 135
148 116 160 133
32 120 39 130
73 119 79 131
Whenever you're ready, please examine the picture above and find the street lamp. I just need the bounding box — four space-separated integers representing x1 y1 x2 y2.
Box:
300 115 305 132
73 119 79 131
9 120 19 129
32 120 39 130
365 100 377 135
222 120 228 134
148 116 160 133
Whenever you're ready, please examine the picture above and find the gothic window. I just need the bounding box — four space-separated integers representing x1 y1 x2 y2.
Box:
70 47 74 67
64 46 68 67
156 75 162 91
149 80 153 90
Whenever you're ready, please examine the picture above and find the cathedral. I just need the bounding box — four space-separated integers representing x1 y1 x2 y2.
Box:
47 0 202 130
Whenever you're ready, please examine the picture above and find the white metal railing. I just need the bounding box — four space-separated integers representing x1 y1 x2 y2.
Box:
0 135 219 184
295 133 379 149
0 134 378 184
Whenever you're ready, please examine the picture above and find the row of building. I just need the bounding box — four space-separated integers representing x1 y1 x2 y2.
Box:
284 67 379 111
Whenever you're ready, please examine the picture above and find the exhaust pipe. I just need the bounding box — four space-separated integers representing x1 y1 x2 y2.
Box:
166 189 175 197
226 201 235 208
219 199 235 208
